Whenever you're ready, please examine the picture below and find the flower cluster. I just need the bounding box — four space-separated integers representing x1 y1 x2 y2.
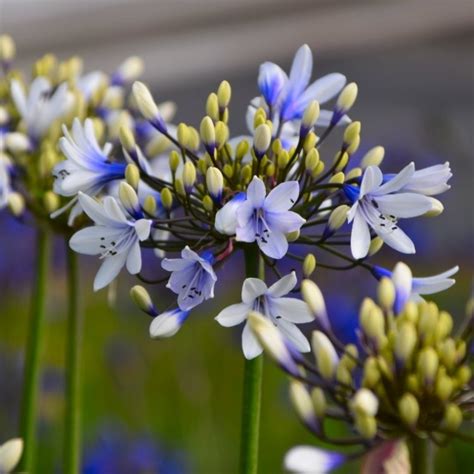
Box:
44 43 454 358
0 34 166 233
250 262 472 472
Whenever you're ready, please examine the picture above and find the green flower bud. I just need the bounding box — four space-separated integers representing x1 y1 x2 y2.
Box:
417 347 439 386
394 322 417 363
455 365 472 387
311 160 325 178
169 151 181 172
277 150 290 169
160 188 173 210
328 171 344 185
253 123 271 156
119 125 136 151
362 357 380 388
354 413 377 439
130 285 156 316
398 393 419 427
368 237 384 256
206 93 219 121
217 80 232 108
303 254 316 278
215 121 229 148
311 388 326 418
346 167 362 181
343 121 361 145
143 195 157 215
303 132 317 153
183 162 197 190
236 140 250 161
441 404 463 432
133 81 160 121
202 195 213 212
177 123 189 148
125 163 140 190
0 34 16 62
240 164 252 184
436 374 454 401
174 178 185 196
119 181 139 213
439 338 456 369
334 151 349 172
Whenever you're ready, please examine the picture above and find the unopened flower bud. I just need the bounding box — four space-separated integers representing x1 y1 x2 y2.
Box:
236 140 250 161
130 285 157 316
311 161 325 177
143 195 157 215
286 230 300 242
206 167 224 200
435 311 453 341
346 135 360 155
125 163 140 190
368 237 384 256
362 357 380 387
301 280 330 331
305 148 320 172
0 437 23 473
346 167 362 181
119 125 136 152
398 393 419 427
377 277 395 310
355 414 377 439
311 388 326 418
361 146 385 169
351 388 379 417
328 171 344 186
301 100 320 135
360 305 385 342
200 116 216 150
436 374 454 401
169 151 180 172
202 195 213 212
133 82 166 132
343 121 361 146
328 205 349 232
240 164 252 184
5 132 30 152
150 309 189 338
253 123 271 158
417 347 439 386
278 150 290 169
336 82 358 112
217 80 231 108
424 198 444 217
455 365 471 387
290 380 318 432
115 56 144 84
7 192 24 216
394 322 417 363
0 34 16 63
183 162 197 191
303 132 317 153
303 254 316 278
334 151 349 172
177 123 190 148
215 121 229 148
187 127 200 151
43 191 60 213
119 181 140 214
312 331 339 380
160 188 173 210
206 93 219 121
441 404 463 432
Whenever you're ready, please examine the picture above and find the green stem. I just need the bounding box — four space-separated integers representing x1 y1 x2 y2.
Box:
64 245 82 474
239 245 264 474
410 437 434 474
19 229 50 471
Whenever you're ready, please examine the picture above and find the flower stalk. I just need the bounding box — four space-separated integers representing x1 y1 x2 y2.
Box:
64 244 82 474
239 245 264 474
410 437 434 474
19 229 50 471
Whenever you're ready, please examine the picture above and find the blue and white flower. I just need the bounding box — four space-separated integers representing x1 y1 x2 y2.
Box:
0 154 13 209
346 163 435 259
219 176 305 259
284 445 345 473
215 192 246 235
161 246 217 311
10 77 73 141
70 192 152 291
215 272 313 359
149 308 190 338
375 262 459 314
258 44 347 123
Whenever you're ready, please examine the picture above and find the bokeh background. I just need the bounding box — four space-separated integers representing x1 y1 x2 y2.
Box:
1 0 473 472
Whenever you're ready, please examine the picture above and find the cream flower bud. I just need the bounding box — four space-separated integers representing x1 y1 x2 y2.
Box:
119 125 136 151
361 146 385 169
417 347 439 385
206 93 219 121
394 322 417 362
328 171 344 185
355 413 377 439
206 167 224 199
133 82 165 131
143 195 157 215
119 181 140 214
398 393 419 427
5 132 30 152
368 237 384 256
177 123 190 148
0 35 16 62
43 191 60 214
377 277 395 310
290 380 318 432
183 162 197 190
336 82 358 112
303 254 316 278
125 163 140 190
160 188 173 210
248 311 299 376
217 80 232 108
116 56 144 83
346 167 362 181
0 438 23 474
328 205 349 232
424 197 444 217
312 331 339 380
302 100 320 132
200 116 216 149
441 404 463 432
301 280 330 331
311 388 326 418
253 123 271 157
351 388 379 417
7 192 25 216
343 121 361 145
130 285 156 316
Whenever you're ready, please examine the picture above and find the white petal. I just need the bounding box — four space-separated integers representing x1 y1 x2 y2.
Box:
375 193 433 218
242 278 267 303
284 445 344 473
316 109 350 127
258 230 288 260
376 225 415 255
374 162 415 195
215 193 246 235
215 303 251 327
277 320 310 352
265 210 305 234
264 181 299 212
103 196 128 223
69 226 123 255
350 210 371 259
360 166 383 198
78 193 118 227
271 298 313 323
246 176 266 208
150 309 187 338
126 240 142 274
287 44 312 97
242 321 263 360
135 219 152 241
297 73 346 106
258 62 287 106
267 271 297 297
93 252 128 290
412 266 459 286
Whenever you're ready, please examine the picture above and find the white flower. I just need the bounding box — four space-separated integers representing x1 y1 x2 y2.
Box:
284 445 345 473
347 163 434 259
215 272 313 359
393 162 452 196
69 192 151 290
0 153 13 209
149 308 190 338
161 246 217 311
0 438 23 474
10 77 73 140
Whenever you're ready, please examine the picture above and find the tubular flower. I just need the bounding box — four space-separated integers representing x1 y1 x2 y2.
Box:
252 270 472 473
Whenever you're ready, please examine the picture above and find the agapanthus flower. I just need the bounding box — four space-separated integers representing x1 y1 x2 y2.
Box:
10 77 73 142
161 246 217 311
0 154 13 209
216 176 305 259
346 163 434 258
284 446 345 474
149 307 190 338
216 272 313 359
258 44 346 123
70 192 151 290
